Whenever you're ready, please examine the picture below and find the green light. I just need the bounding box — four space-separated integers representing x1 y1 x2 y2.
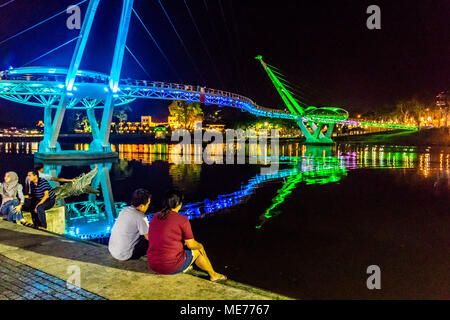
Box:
257 155 347 229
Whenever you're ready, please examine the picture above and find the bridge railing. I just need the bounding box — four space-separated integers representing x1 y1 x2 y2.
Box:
2 69 415 128
1 69 289 112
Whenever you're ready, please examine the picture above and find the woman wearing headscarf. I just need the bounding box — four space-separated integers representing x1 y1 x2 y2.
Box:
0 171 25 223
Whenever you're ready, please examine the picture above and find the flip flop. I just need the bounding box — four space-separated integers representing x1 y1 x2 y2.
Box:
211 274 227 282
182 266 194 273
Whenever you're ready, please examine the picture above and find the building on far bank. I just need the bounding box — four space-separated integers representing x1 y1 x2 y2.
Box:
140 115 179 129
168 116 179 129
205 124 225 132
74 115 226 134
140 116 153 127
436 91 449 127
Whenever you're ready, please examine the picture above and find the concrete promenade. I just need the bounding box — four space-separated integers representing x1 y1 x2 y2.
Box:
0 220 291 300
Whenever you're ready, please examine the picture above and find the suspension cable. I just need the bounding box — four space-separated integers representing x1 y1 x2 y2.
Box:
217 0 244 92
270 66 336 105
22 36 80 67
201 0 234 89
228 0 252 96
157 0 204 83
125 45 152 79
0 0 15 8
132 8 182 82
0 0 88 46
183 0 225 89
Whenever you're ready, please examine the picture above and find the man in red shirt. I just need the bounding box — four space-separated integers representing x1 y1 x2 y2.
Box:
147 190 226 281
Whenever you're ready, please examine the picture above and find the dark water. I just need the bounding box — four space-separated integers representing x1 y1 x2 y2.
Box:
0 141 449 299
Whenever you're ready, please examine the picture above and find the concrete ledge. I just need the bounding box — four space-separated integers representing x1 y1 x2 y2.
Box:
21 206 66 234
0 220 292 300
34 151 118 161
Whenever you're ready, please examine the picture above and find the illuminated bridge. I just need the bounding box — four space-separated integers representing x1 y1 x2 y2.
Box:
0 0 417 160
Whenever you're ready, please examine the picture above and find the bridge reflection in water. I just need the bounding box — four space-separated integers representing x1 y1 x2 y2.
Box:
38 145 354 240
3 142 449 240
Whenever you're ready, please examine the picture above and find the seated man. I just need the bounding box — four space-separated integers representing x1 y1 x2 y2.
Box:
23 163 75 209
108 189 151 261
27 169 56 229
34 163 75 183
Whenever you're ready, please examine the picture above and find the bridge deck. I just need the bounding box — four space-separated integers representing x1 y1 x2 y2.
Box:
0 67 416 130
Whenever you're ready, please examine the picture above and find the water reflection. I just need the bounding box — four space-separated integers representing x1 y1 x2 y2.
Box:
258 151 349 229
1 142 450 240
33 159 127 240
5 141 450 178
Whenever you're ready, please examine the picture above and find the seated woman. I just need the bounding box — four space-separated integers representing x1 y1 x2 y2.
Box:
147 190 226 281
0 171 25 224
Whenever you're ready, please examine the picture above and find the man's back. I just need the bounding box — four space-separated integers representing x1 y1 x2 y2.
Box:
108 206 149 261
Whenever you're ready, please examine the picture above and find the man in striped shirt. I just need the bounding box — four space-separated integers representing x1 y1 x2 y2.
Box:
27 169 56 229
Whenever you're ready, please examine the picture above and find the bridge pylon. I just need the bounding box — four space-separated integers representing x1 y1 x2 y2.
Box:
255 56 349 144
34 0 135 160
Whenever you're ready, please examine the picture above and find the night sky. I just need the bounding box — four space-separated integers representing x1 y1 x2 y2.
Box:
0 0 448 127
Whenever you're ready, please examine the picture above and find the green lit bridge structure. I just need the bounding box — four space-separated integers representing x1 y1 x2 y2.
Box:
0 0 417 160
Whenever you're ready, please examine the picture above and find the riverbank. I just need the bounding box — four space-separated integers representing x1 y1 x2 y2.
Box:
0 220 291 300
336 128 450 146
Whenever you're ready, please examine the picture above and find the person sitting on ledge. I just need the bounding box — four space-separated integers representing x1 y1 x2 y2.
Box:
147 190 227 281
27 169 56 229
0 171 26 224
25 164 100 201
108 189 151 261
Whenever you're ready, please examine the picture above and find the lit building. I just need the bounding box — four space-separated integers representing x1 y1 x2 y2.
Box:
436 91 449 127
205 124 225 132
168 116 178 129
141 116 153 127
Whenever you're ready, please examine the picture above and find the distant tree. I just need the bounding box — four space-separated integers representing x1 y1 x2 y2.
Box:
67 112 84 132
114 104 131 123
80 117 91 132
395 98 427 130
168 100 203 130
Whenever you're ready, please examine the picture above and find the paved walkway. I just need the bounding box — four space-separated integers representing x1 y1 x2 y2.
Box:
0 220 291 300
0 254 105 300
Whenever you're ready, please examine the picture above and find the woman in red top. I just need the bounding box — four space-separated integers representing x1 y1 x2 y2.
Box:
147 190 226 281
